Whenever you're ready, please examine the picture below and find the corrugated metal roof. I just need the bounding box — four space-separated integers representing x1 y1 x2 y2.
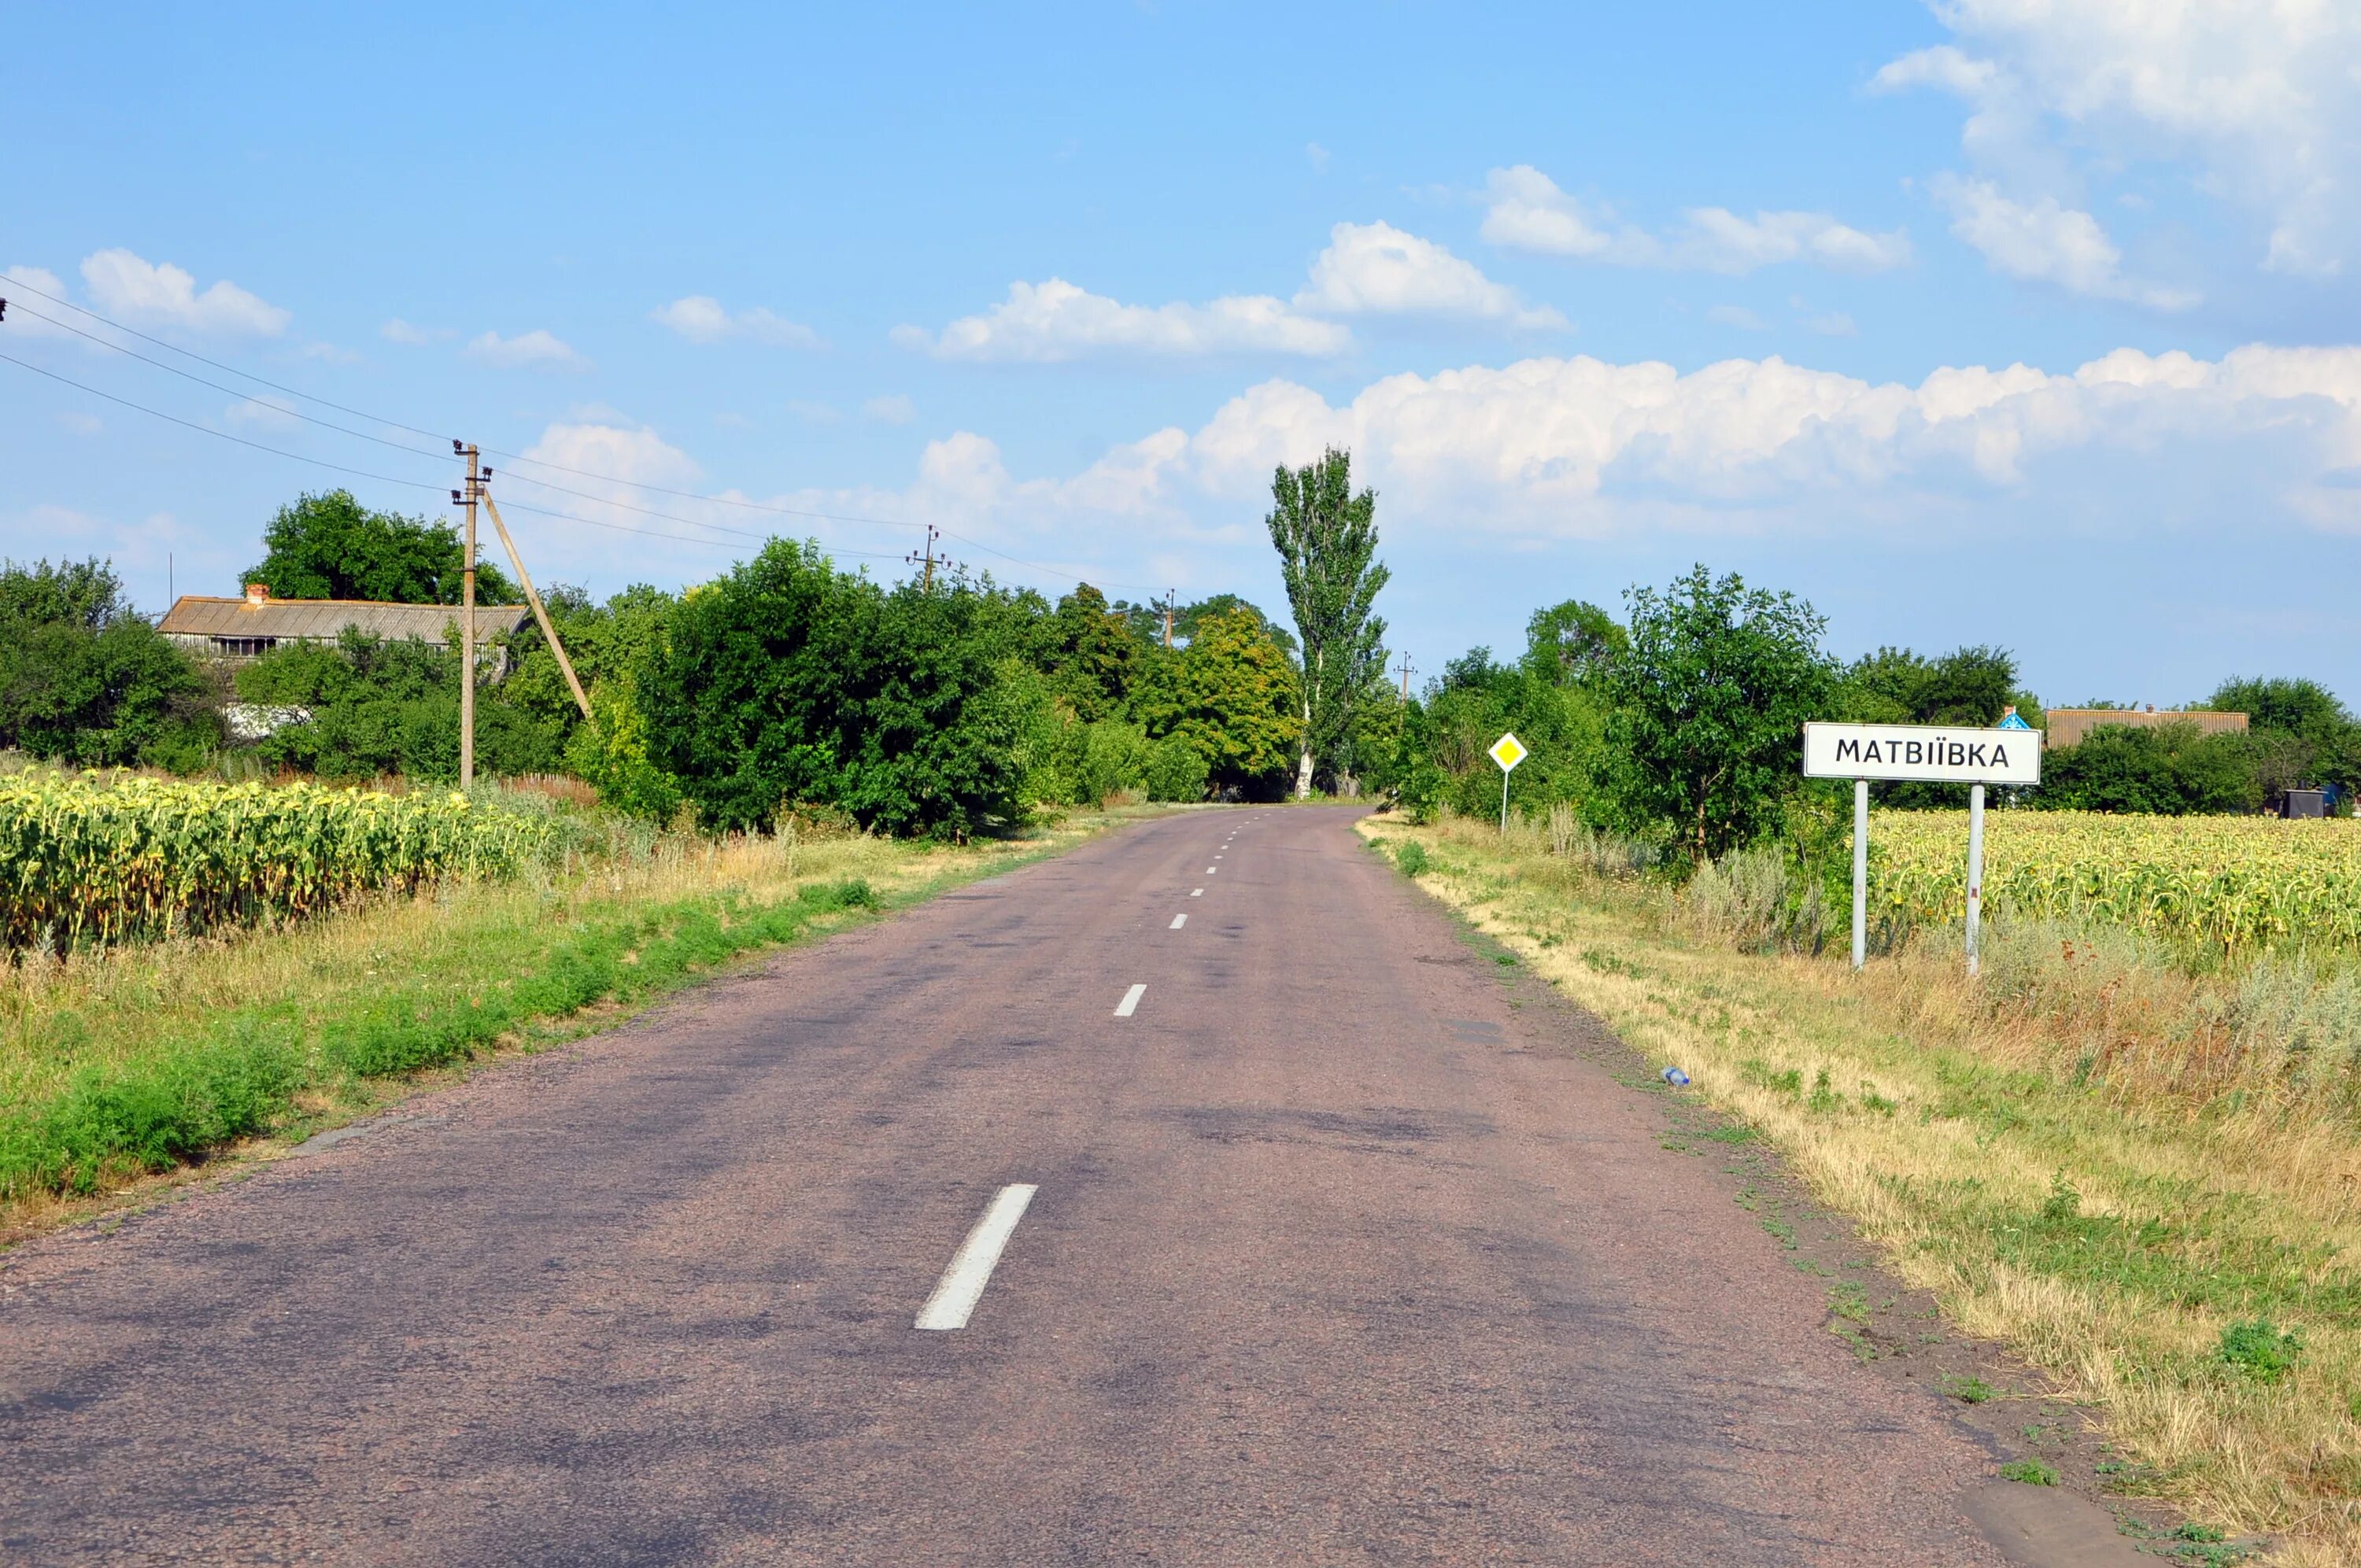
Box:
159 596 531 641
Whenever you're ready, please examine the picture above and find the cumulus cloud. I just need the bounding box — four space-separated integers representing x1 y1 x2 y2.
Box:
464 329 591 373
652 295 821 349
1481 166 1912 275
895 278 1350 362
1 266 76 338
380 318 454 345
1875 0 2361 279
1932 175 2197 308
863 394 916 425
1706 304 1768 331
79 249 288 336
1295 221 1567 329
949 342 2361 543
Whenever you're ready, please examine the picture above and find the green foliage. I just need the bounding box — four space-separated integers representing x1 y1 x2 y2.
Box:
241 490 517 604
2217 1319 2300 1383
637 540 1021 839
1132 607 1302 797
2040 722 2263 815
1039 583 1139 722
0 558 219 769
1417 648 1611 822
1265 447 1390 794
1998 1460 2057 1486
1143 732 1210 802
1392 839 1429 876
1842 644 2016 725
1609 565 1834 862
1521 599 1626 688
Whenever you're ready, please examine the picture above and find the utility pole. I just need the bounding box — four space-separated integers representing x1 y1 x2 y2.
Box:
1162 589 1176 649
1397 651 1416 701
906 523 953 591
451 441 481 788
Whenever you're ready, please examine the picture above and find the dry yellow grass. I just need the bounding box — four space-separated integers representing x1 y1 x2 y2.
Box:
1362 812 2361 1564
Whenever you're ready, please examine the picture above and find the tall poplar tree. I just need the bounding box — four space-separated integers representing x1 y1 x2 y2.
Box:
1265 448 1389 797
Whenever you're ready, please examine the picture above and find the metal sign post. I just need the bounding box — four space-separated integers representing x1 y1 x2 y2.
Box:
1488 732 1526 834
1801 722 2041 973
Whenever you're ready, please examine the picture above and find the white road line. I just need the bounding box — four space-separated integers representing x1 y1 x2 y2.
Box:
1169 913 1187 929
1191 887 1203 897
914 1184 1037 1332
1115 983 1147 1016
1206 866 1217 874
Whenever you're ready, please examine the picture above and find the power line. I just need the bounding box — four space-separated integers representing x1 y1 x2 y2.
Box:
0 279 1167 594
2 298 453 464
0 352 449 494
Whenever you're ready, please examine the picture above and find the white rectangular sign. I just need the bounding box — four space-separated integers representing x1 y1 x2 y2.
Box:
1802 721 2041 785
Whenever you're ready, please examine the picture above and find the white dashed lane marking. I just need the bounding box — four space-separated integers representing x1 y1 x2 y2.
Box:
914 1184 1038 1332
1114 983 1147 1017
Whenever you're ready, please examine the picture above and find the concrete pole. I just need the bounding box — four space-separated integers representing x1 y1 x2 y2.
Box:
459 443 478 789
1966 781 1986 976
1851 777 1868 970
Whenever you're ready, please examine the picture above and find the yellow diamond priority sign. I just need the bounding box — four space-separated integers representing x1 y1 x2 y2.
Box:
1489 732 1527 773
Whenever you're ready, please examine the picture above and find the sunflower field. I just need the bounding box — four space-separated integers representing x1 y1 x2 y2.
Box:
0 773 555 952
1872 808 2361 954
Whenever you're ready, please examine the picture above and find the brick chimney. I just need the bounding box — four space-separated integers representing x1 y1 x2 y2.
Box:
243 584 269 607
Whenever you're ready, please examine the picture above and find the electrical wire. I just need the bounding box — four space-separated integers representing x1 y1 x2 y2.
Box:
0 300 453 463
0 278 1166 594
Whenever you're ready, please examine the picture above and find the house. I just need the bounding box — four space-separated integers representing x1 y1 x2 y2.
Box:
2043 707 2248 749
159 584 531 665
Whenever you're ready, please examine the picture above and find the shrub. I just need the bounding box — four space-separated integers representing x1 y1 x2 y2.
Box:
2218 1319 2300 1383
1394 840 1430 876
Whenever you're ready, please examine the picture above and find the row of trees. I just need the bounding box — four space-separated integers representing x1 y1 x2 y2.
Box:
1390 571 2361 861
9 451 2352 851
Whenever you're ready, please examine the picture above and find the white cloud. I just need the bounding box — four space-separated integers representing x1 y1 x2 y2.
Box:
464 328 592 373
951 342 2361 542
863 393 916 425
58 411 102 436
1295 221 1568 329
225 396 300 430
652 295 821 349
1480 166 1911 275
1875 1 2361 279
1306 142 1331 173
1933 175 2197 308
2 267 78 338
79 249 288 337
1804 310 1860 338
896 277 1350 362
380 318 453 345
1706 304 1768 330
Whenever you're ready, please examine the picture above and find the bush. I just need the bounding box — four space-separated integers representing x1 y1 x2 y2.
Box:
1687 847 1830 954
2218 1319 2301 1383
1144 732 1210 802
1394 839 1430 876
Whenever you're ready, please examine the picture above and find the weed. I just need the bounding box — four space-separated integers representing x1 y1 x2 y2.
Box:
1392 840 1430 877
1827 1281 1871 1324
1998 1459 2057 1486
2216 1320 2300 1385
1940 1374 1996 1404
1807 1066 1844 1114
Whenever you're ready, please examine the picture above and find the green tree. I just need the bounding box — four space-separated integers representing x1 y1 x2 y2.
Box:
0 558 218 769
1609 565 1834 861
635 540 1021 838
1520 600 1626 688
1040 583 1139 721
241 490 517 604
1133 607 1302 797
1266 448 1389 795
2039 721 2261 815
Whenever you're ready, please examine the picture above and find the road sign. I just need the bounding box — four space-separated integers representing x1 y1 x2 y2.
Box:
1802 721 2041 786
1804 721 2041 976
1489 732 1527 773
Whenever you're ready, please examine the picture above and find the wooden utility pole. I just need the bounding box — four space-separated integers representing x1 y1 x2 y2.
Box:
1397 651 1416 701
906 523 951 592
480 485 594 723
453 441 481 788
1162 589 1176 648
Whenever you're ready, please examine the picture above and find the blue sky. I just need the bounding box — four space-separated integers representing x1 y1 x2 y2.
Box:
6 2 2360 707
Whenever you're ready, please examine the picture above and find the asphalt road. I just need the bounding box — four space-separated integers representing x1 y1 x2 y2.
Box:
0 806 2011 1565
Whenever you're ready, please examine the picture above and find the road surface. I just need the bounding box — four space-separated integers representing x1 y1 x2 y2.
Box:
1 806 2012 1564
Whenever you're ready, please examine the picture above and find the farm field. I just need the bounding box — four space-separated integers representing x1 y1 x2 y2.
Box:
1364 811 2361 1566
1875 808 2361 954
1 772 557 952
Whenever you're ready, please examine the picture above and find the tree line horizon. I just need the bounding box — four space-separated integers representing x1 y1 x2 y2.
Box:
4 449 2356 852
